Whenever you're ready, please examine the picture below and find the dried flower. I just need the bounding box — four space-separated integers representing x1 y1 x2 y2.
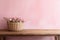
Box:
4 17 24 23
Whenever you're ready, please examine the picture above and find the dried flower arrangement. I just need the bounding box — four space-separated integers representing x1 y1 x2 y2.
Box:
4 17 24 31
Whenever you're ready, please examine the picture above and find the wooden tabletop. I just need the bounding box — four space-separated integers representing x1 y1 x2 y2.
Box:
0 29 60 36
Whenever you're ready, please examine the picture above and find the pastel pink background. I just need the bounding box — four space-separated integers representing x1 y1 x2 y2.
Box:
0 0 60 40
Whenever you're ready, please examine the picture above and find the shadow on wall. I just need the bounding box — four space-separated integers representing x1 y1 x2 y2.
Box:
0 18 7 30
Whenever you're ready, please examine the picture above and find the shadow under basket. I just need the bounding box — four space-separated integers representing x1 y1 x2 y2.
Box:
7 21 23 31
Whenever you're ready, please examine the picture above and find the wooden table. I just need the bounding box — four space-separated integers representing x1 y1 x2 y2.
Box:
0 29 60 40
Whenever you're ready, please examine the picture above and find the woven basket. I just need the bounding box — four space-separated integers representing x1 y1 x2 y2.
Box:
7 21 23 31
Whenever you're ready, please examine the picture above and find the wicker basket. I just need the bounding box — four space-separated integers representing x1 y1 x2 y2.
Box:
7 21 23 31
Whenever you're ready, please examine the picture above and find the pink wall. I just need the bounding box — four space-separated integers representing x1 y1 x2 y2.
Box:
0 0 60 40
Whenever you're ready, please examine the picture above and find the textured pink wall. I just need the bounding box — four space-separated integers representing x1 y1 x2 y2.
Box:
0 0 60 29
0 0 60 40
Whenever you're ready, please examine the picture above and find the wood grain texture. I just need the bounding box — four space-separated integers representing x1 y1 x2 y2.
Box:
0 29 60 36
